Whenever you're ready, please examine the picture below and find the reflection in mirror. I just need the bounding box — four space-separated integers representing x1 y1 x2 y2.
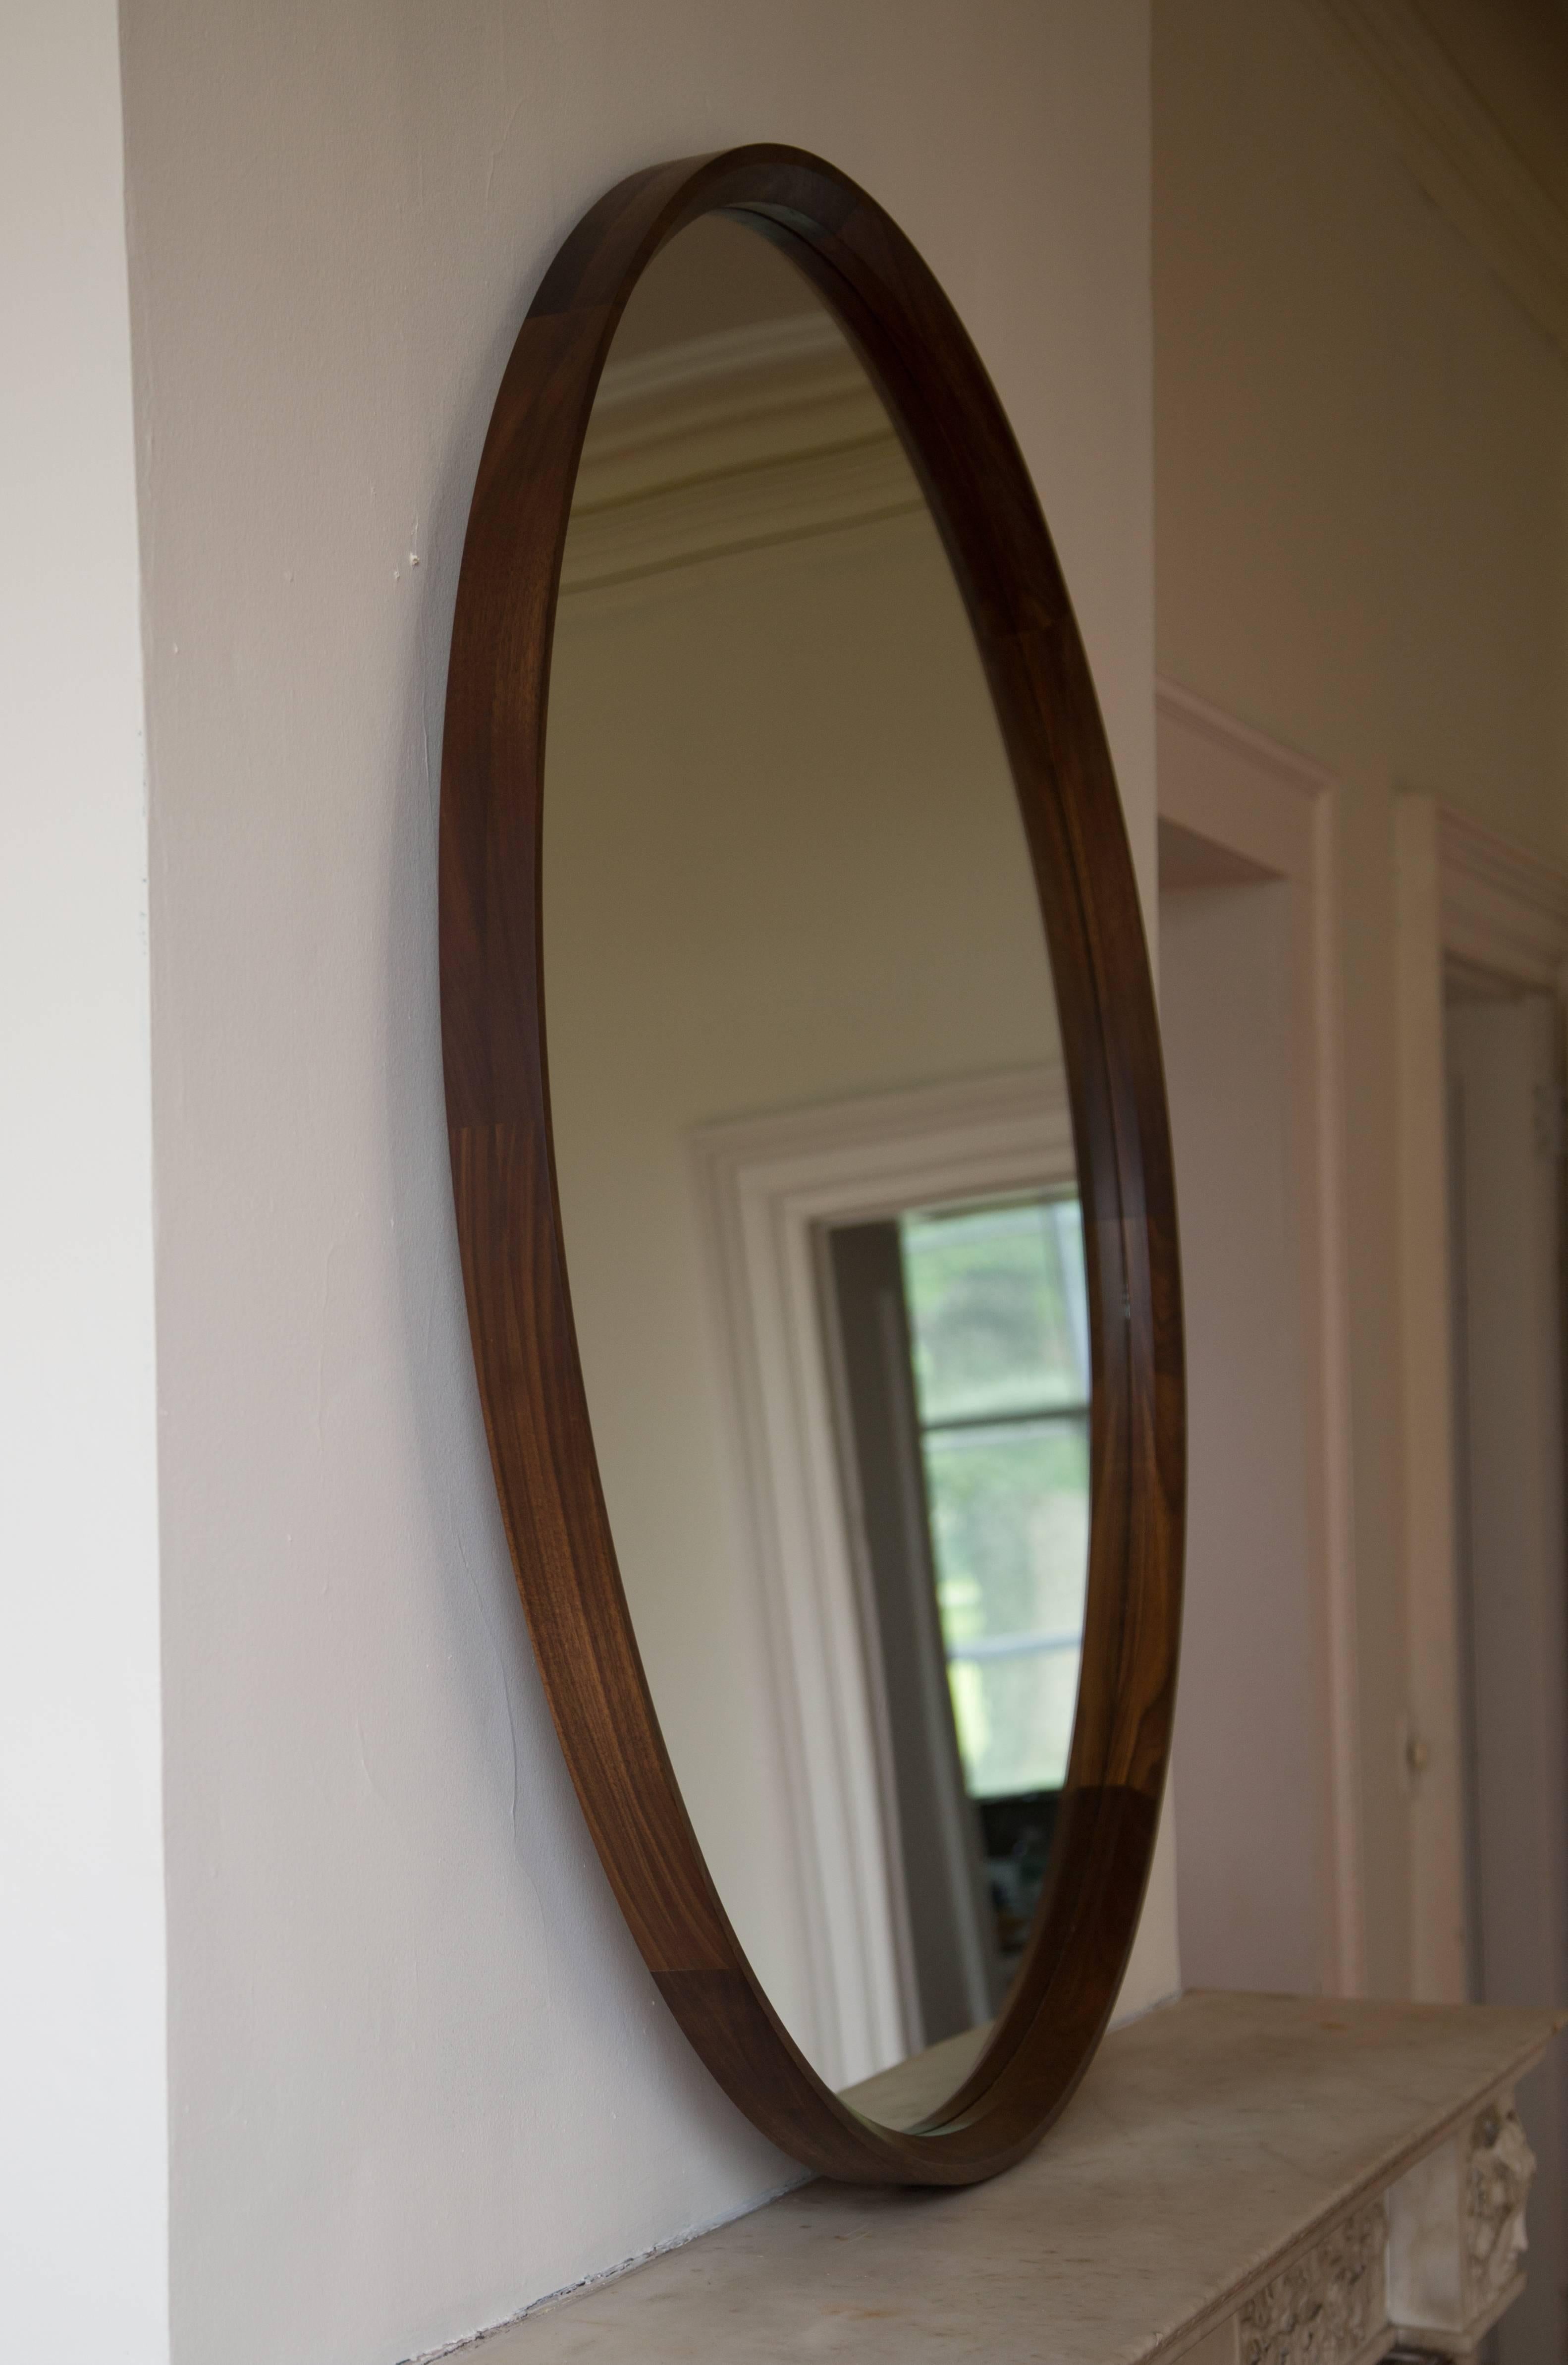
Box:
542 216 1088 2108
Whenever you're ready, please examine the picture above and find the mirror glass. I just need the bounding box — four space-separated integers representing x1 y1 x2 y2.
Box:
542 216 1089 2115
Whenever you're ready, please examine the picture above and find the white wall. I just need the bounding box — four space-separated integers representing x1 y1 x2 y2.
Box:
0 5 167 2358
116 4 1164 2358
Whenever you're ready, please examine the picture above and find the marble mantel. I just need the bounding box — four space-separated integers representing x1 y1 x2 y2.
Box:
454 1993 1562 2364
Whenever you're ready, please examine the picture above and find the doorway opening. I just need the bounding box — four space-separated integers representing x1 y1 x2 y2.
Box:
1159 823 1326 1993
1153 680 1358 2001
1444 966 1568 2365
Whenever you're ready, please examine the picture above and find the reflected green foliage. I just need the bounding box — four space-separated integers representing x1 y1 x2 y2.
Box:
923 1420 1089 1642
900 1197 1090 1799
901 1197 1088 1423
923 1421 1088 1794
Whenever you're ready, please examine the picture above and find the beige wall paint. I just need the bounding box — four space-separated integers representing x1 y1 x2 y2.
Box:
119 5 1160 2358
545 494 1061 2074
1154 0 1568 1997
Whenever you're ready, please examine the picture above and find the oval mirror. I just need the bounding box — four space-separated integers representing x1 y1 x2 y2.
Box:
440 148 1183 2185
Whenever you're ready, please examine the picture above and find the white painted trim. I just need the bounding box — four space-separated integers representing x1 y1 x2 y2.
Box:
689 1066 1075 2088
1396 796 1568 2003
559 440 920 603
1156 679 1334 817
1156 680 1365 1997
560 317 917 601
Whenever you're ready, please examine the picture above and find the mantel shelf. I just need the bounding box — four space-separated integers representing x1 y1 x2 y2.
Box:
460 1991 1563 2365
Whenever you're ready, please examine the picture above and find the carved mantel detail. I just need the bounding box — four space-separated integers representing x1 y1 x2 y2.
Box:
1466 2104 1535 2310
1385 2083 1542 2355
1240 2203 1387 2365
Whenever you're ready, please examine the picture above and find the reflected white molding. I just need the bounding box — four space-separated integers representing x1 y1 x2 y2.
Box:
1302 0 1568 360
560 317 917 599
591 310 845 412
689 1066 1074 2090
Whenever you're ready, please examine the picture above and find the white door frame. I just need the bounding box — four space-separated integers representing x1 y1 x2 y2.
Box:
1155 679 1363 1996
1394 795 1568 2000
689 1064 1075 2089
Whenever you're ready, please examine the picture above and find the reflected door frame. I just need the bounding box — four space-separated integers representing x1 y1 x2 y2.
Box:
690 1066 1075 2090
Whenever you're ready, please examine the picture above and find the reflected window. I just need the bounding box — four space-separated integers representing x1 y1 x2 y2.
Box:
824 1191 1090 2024
902 1198 1089 1800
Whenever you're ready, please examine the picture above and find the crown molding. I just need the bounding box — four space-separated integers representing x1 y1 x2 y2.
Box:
1435 802 1568 989
592 310 845 413
1302 0 1568 361
1155 679 1335 807
560 319 920 600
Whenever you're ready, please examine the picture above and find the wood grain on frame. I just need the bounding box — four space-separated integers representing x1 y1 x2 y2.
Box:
439 146 1185 2185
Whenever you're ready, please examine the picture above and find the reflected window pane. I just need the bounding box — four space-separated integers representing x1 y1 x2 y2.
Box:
921 1418 1088 1795
899 1197 1089 1803
901 1198 1088 1422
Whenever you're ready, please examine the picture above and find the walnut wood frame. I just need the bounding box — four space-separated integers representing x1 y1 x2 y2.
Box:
439 145 1185 2186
